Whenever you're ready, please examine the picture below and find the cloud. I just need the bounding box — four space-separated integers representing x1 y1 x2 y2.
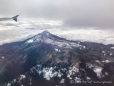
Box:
0 0 114 45
0 19 62 31
0 19 63 45
0 21 114 45
63 17 114 28
0 0 114 28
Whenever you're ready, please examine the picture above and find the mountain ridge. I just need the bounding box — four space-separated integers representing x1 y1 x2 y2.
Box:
0 31 114 86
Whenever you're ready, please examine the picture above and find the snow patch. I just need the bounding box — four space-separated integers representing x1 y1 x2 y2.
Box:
102 51 106 53
67 67 79 79
55 48 59 51
60 79 65 83
7 83 11 86
111 47 114 49
27 39 34 43
110 53 113 56
86 77 91 80
105 72 108 76
95 60 100 63
1 56 4 59
102 60 110 63
93 67 103 78
19 75 26 81
31 65 63 80
74 77 81 83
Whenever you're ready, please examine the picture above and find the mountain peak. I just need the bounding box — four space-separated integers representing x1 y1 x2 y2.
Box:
26 30 54 43
26 31 82 48
39 30 52 37
41 30 51 34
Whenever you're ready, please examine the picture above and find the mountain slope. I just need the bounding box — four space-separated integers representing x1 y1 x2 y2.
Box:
0 31 114 86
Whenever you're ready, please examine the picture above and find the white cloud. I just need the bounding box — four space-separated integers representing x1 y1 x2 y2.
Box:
0 19 114 45
49 28 114 45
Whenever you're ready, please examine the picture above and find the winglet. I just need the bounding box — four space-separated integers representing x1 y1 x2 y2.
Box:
12 15 19 22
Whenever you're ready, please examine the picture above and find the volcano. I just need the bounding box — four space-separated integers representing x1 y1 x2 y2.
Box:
0 31 114 86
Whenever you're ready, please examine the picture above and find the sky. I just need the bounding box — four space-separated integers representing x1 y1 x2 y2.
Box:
0 0 114 45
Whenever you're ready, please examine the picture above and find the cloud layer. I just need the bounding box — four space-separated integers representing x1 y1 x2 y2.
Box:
0 0 114 28
0 0 114 45
0 19 114 45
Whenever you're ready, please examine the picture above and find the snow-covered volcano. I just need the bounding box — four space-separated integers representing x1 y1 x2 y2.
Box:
0 31 114 86
26 31 83 48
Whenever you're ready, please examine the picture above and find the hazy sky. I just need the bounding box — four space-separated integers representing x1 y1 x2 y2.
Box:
0 0 114 28
0 0 114 45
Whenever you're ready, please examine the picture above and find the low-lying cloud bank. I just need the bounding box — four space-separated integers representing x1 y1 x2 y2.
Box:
0 19 114 45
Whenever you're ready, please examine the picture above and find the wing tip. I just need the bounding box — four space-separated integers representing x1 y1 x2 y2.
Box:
12 15 19 22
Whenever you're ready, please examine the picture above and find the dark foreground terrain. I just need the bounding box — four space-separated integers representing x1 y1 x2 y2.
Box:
0 31 114 86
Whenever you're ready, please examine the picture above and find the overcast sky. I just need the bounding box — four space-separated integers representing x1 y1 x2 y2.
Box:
0 0 114 28
0 0 114 45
